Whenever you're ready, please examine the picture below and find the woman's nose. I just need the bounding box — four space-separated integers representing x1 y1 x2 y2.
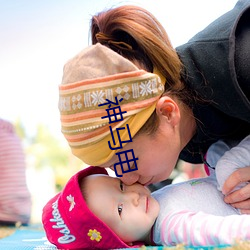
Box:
120 172 139 185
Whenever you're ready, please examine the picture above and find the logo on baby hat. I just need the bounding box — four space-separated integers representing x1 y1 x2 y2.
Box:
50 199 76 244
67 194 76 211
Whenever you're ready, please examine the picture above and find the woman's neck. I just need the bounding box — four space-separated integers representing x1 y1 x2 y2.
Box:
179 103 197 149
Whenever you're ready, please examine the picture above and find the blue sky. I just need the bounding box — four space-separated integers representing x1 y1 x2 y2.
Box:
0 0 238 139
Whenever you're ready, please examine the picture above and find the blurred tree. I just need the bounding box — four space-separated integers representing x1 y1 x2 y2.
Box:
14 120 86 191
14 118 26 139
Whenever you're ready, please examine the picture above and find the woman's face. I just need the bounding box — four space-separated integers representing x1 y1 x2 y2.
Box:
100 116 182 186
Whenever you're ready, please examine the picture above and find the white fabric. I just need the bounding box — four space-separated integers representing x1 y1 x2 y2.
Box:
152 135 250 246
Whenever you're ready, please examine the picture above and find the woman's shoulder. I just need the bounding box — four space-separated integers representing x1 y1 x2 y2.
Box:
176 0 250 123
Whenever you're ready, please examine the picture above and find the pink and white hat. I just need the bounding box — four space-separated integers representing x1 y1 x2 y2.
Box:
42 166 142 249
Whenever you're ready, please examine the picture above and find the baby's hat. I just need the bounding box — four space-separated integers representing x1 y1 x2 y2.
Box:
42 166 138 249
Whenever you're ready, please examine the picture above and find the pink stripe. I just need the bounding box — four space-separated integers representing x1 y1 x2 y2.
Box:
163 210 189 245
173 214 182 243
161 212 176 244
206 222 216 245
0 119 14 132
181 212 188 244
199 215 207 246
214 217 224 244
190 214 196 245
60 70 147 90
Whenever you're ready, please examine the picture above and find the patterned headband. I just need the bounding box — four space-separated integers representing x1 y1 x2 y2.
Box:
59 43 165 166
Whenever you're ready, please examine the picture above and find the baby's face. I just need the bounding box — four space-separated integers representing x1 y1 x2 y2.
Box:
84 174 160 243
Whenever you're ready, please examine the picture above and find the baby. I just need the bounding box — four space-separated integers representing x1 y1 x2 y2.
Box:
42 135 250 249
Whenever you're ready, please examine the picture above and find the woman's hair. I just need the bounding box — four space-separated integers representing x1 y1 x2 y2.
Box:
90 5 193 135
80 177 89 203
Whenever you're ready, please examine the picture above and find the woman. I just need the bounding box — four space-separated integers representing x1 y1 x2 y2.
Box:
59 1 250 211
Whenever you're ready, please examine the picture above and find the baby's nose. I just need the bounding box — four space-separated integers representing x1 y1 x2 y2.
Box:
126 191 140 206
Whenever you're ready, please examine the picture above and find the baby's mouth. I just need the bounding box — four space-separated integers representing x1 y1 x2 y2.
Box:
146 196 149 213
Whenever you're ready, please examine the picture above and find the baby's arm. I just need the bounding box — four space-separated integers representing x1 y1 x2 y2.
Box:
215 135 250 193
159 210 250 247
205 139 231 178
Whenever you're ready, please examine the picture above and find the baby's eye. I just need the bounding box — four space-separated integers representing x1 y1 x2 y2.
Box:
120 180 124 191
118 204 123 216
